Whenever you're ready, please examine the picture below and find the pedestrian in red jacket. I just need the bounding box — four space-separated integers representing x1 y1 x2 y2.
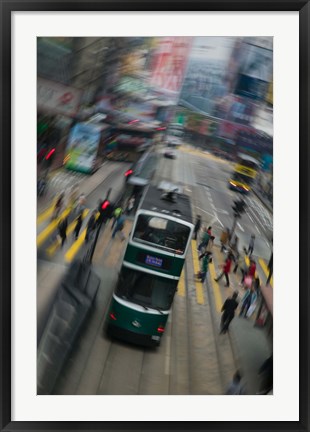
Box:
214 253 233 287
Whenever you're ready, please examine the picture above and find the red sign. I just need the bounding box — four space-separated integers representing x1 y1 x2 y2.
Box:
150 37 193 94
219 121 254 140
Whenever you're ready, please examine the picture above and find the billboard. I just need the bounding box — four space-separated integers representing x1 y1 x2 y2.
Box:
64 123 101 173
234 41 273 101
37 78 82 117
179 37 234 116
150 37 193 96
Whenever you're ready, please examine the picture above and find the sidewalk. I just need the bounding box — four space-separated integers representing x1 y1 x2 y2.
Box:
229 314 272 394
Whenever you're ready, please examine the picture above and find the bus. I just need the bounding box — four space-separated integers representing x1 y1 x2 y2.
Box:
229 153 260 193
106 183 194 347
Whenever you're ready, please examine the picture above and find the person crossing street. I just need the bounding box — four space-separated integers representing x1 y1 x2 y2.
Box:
214 253 233 287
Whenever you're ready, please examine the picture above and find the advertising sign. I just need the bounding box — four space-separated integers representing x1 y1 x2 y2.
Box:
37 78 82 117
65 123 101 173
234 42 273 101
150 37 193 96
179 37 234 116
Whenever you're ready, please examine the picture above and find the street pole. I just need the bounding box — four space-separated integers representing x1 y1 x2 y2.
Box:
87 188 112 264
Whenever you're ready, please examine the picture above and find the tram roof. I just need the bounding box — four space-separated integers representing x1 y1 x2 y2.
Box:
140 185 193 224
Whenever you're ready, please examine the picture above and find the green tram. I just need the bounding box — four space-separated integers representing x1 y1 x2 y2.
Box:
106 184 194 347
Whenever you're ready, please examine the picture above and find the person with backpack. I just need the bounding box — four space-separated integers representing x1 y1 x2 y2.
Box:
112 214 125 240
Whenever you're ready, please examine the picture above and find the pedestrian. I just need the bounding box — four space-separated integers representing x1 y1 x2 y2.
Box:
239 287 256 318
197 251 212 283
230 234 239 253
225 370 246 395
75 193 86 217
206 235 215 253
247 234 255 256
58 216 68 247
112 214 126 240
198 226 210 252
73 213 83 240
68 184 79 209
52 191 65 219
193 215 201 240
207 226 212 236
257 355 273 395
214 253 233 287
85 210 97 243
240 258 256 285
220 228 230 252
126 196 135 215
220 291 239 334
111 206 123 229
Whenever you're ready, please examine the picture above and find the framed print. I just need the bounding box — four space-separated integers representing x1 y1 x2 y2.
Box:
2 0 309 431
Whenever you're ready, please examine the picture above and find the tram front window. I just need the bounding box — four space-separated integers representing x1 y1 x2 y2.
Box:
133 215 190 254
116 267 178 310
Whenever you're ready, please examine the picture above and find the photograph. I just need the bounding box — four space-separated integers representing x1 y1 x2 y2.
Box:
4 3 308 429
36 36 274 396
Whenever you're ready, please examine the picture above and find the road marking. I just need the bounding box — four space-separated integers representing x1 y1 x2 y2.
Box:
237 222 244 232
216 209 229 215
246 211 254 223
37 208 71 247
255 225 261 234
259 258 273 286
37 200 56 225
46 209 90 257
191 240 205 305
177 269 186 297
65 212 99 263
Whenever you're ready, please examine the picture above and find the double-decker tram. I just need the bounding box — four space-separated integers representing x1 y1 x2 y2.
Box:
106 184 194 347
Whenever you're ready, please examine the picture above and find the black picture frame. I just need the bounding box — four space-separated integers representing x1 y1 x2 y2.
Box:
1 1 309 431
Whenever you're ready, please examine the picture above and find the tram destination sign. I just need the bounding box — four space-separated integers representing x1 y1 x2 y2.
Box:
137 251 172 271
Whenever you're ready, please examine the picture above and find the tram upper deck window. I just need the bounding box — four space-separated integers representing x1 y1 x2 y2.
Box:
133 215 190 254
116 267 178 310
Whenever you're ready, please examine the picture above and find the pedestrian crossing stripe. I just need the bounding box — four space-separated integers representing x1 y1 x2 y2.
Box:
258 258 273 286
46 209 90 257
37 199 57 225
64 212 100 263
191 240 204 305
177 270 185 297
37 207 71 247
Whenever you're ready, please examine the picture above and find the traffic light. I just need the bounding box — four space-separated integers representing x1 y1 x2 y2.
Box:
232 199 246 217
99 199 114 221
